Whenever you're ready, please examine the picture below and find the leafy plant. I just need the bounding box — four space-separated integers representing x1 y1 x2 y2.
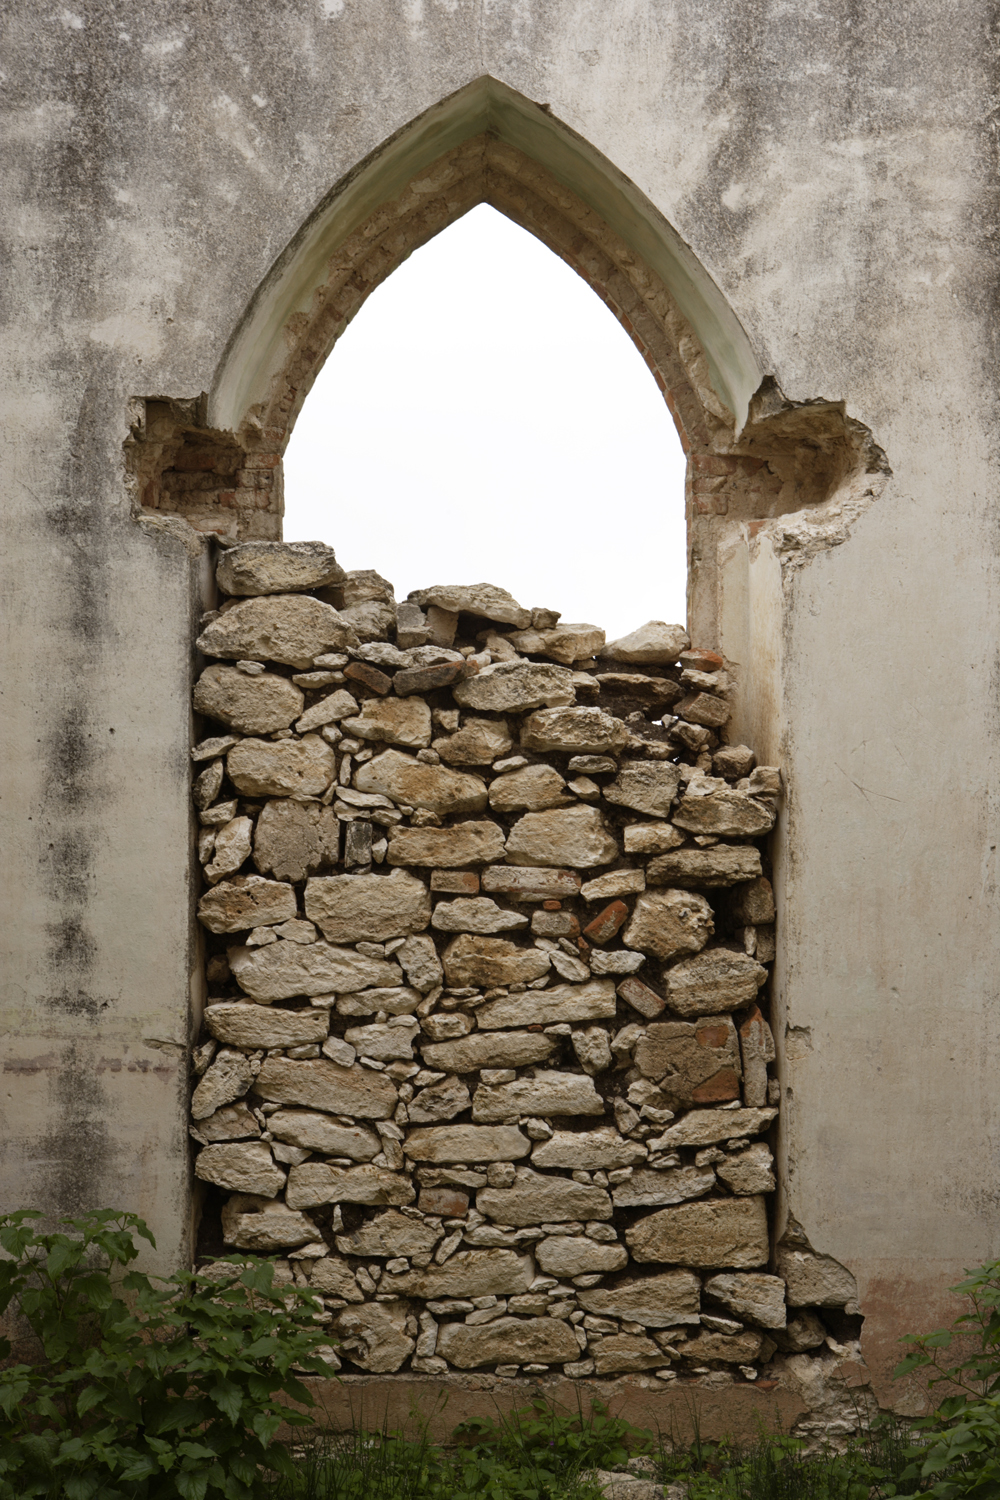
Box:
0 1208 331 1500
265 1398 647 1500
893 1257 1000 1500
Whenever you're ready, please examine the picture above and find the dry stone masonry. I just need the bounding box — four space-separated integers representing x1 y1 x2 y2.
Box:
190 541 858 1387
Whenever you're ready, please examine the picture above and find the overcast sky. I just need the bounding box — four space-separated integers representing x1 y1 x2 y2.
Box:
282 204 688 643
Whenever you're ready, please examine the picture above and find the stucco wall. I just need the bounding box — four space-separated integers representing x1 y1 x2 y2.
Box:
2 0 998 1409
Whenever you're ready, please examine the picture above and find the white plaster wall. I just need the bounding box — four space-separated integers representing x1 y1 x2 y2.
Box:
1 0 997 1384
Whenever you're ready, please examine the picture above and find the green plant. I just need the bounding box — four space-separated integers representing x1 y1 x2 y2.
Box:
0 1208 331 1500
264 1398 648 1500
893 1258 1000 1500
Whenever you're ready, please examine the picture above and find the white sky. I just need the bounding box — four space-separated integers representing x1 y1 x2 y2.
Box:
282 204 688 642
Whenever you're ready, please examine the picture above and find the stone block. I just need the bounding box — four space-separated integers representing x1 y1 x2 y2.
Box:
434 719 512 765
196 594 358 669
228 939 400 1000
453 661 576 712
421 1031 557 1074
254 1057 398 1119
703 1272 786 1329
194 1142 285 1197
285 1162 416 1209
387 1249 534 1300
647 846 762 888
387 821 506 868
194 665 304 735
335 1210 441 1259
356 748 486 811
531 1128 646 1170
488 763 571 812
475 979 617 1030
777 1248 858 1307
334 1301 415 1373
626 1196 770 1268
672 788 775 838
662 949 767 1016
197 875 297 934
216 540 345 596
611 1166 716 1208
577 1271 701 1326
505 805 619 868
227 735 336 798
267 1109 381 1159
304 869 431 944
477 1166 612 1224
535 1236 628 1275
471 1070 604 1121
441 934 550 987
622 890 714 960
438 1316 578 1369
404 1124 530 1162
253 799 340 883
204 1003 328 1050
603 762 682 818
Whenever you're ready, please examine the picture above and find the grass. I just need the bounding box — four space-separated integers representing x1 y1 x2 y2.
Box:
260 1398 920 1500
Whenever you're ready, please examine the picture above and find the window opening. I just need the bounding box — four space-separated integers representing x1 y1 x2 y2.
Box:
282 205 687 637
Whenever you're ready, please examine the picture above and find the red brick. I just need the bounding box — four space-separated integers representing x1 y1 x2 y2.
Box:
691 1068 741 1104
418 1186 469 1218
617 975 666 1019
542 900 562 911
582 901 628 946
344 661 392 695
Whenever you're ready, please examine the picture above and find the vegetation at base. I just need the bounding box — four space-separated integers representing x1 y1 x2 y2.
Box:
0 1210 998 1500
0 1210 330 1500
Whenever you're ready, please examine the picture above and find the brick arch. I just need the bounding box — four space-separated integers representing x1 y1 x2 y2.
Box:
128 78 884 648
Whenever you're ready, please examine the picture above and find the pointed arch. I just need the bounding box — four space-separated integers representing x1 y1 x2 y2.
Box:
128 76 883 655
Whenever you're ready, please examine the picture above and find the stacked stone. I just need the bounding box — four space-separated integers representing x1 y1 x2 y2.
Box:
188 541 851 1385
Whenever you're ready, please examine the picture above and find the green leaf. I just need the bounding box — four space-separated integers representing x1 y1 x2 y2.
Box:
176 1468 209 1500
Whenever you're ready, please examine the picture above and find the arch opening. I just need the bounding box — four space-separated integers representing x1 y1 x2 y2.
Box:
126 75 886 659
281 203 690 637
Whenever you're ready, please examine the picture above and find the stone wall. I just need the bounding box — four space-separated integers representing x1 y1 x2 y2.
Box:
188 539 860 1394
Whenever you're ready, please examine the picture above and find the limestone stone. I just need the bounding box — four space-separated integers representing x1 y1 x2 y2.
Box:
441 934 550 987
295 688 360 734
335 1209 441 1259
508 623 606 665
431 898 528 934
623 824 685 856
334 1300 415 1373
626 1196 770 1268
227 735 336 798
505 806 619 868
355 756 488 816
434 719 513 765
203 817 254 883
611 1166 716 1208
335 986 423 1016
387 821 506 868
216 540 344 596
674 692 730 730
194 1142 285 1197
193 664 304 735
573 1027 613 1075
603 622 690 664
344 1019 419 1062
308 1255 364 1301
777 1312 827 1351
221 1196 320 1252
204 1003 328 1050
716 1143 776 1196
580 870 646 901
197 875 298 934
634 1017 741 1108
196 594 358 669
488 764 571 813
438 1316 579 1369
603 763 682 819
730 877 776 926
453 661 576 712
341 599 396 642
421 1032 557 1074
286 1162 415 1209
267 1109 381 1159
407 1075 471 1123
520 707 630 755
681 1329 767 1363
191 1102 260 1143
304 869 431 944
404 1124 531 1162
410 582 531 628
193 758 224 810
592 1336 666 1375
392 660 466 694
704 1272 786 1329
590 950 645 975
475 979 617 1031
254 1057 398 1119
342 699 432 749
478 1167 612 1225
649 1108 777 1149
395 933 445 992
578 1271 701 1327
672 789 775 838
252 800 339 883
531 1129 646 1170
228 940 400 1000
647 847 762 889
777 1248 859 1307
191 1049 252 1119
536 1236 628 1276
662 949 767 1016
740 1006 776 1107
481 867 582 901
622 890 714 961
387 1249 534 1300
472 1070 605 1121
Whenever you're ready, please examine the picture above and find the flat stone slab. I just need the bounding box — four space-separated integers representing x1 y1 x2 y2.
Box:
477 1166 612 1224
197 875 297 933
229 939 400 1000
197 593 359 669
474 979 617 1030
626 1196 770 1268
193 665 304 734
403 1124 531 1163
577 1270 702 1327
437 1316 578 1369
203 1003 328 1050
304 869 432 943
471 1070 605 1122
216 540 345 596
253 1056 398 1119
